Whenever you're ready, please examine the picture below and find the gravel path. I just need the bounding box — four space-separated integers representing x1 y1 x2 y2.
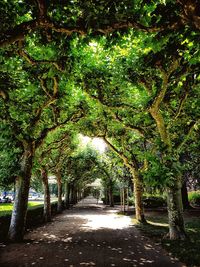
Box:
0 196 185 267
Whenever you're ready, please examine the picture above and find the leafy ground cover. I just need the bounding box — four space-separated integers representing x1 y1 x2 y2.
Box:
0 202 43 217
134 209 200 267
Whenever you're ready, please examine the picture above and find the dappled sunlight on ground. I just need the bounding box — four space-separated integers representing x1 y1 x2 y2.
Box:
66 213 132 230
0 197 184 267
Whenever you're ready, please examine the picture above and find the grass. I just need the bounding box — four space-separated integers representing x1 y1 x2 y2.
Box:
134 211 200 267
0 201 44 216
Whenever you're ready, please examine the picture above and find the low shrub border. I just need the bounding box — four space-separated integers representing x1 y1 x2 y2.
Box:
0 201 65 241
128 195 167 208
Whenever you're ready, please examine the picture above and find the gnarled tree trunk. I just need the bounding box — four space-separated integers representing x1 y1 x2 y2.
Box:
8 143 33 241
103 137 146 222
167 178 187 240
130 168 146 223
41 168 51 222
150 97 187 239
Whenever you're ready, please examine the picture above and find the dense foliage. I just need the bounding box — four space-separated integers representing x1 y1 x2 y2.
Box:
0 0 200 241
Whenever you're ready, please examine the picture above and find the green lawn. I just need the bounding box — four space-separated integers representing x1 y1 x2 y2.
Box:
134 210 200 267
0 202 44 217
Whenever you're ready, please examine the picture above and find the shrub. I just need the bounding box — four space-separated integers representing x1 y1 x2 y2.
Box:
129 195 166 208
143 196 166 208
0 201 62 241
188 191 200 206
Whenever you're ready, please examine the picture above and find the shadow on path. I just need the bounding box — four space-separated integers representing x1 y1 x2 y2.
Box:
0 196 185 267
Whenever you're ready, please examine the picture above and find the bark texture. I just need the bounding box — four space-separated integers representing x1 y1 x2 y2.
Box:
8 145 33 241
167 178 187 240
148 74 186 239
131 168 146 223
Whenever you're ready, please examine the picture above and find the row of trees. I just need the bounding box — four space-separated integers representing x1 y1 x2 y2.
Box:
0 0 200 241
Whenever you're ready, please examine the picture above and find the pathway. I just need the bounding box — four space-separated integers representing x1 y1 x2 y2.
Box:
0 196 185 267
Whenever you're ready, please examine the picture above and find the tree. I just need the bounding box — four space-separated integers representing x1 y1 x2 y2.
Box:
73 40 148 222
72 30 200 238
1 0 200 49
118 32 200 239
103 133 146 222
0 51 84 240
61 143 101 205
1 0 200 242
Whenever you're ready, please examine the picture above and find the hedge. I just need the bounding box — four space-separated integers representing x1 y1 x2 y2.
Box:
0 202 62 241
129 195 166 208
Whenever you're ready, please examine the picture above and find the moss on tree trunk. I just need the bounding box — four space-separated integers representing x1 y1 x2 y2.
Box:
8 146 33 241
167 178 187 240
132 170 146 223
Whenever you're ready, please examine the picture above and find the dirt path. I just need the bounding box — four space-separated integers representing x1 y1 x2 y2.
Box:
0 196 185 267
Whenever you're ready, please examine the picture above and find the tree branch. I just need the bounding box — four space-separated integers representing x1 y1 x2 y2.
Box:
29 77 59 129
103 136 134 170
53 77 58 97
174 89 189 120
83 90 145 137
35 108 84 148
35 0 48 20
177 119 200 152
39 78 51 98
0 10 187 49
150 59 180 113
18 48 63 72
0 90 8 100
0 20 38 48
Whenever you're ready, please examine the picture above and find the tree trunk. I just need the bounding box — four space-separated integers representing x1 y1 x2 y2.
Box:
181 180 191 210
122 188 125 212
120 188 123 211
64 181 70 209
77 189 82 202
41 168 51 222
150 109 185 238
126 187 129 211
109 186 114 207
8 145 33 241
13 179 16 201
56 171 62 213
167 178 187 240
71 186 78 204
104 189 109 205
70 183 74 204
130 168 146 223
